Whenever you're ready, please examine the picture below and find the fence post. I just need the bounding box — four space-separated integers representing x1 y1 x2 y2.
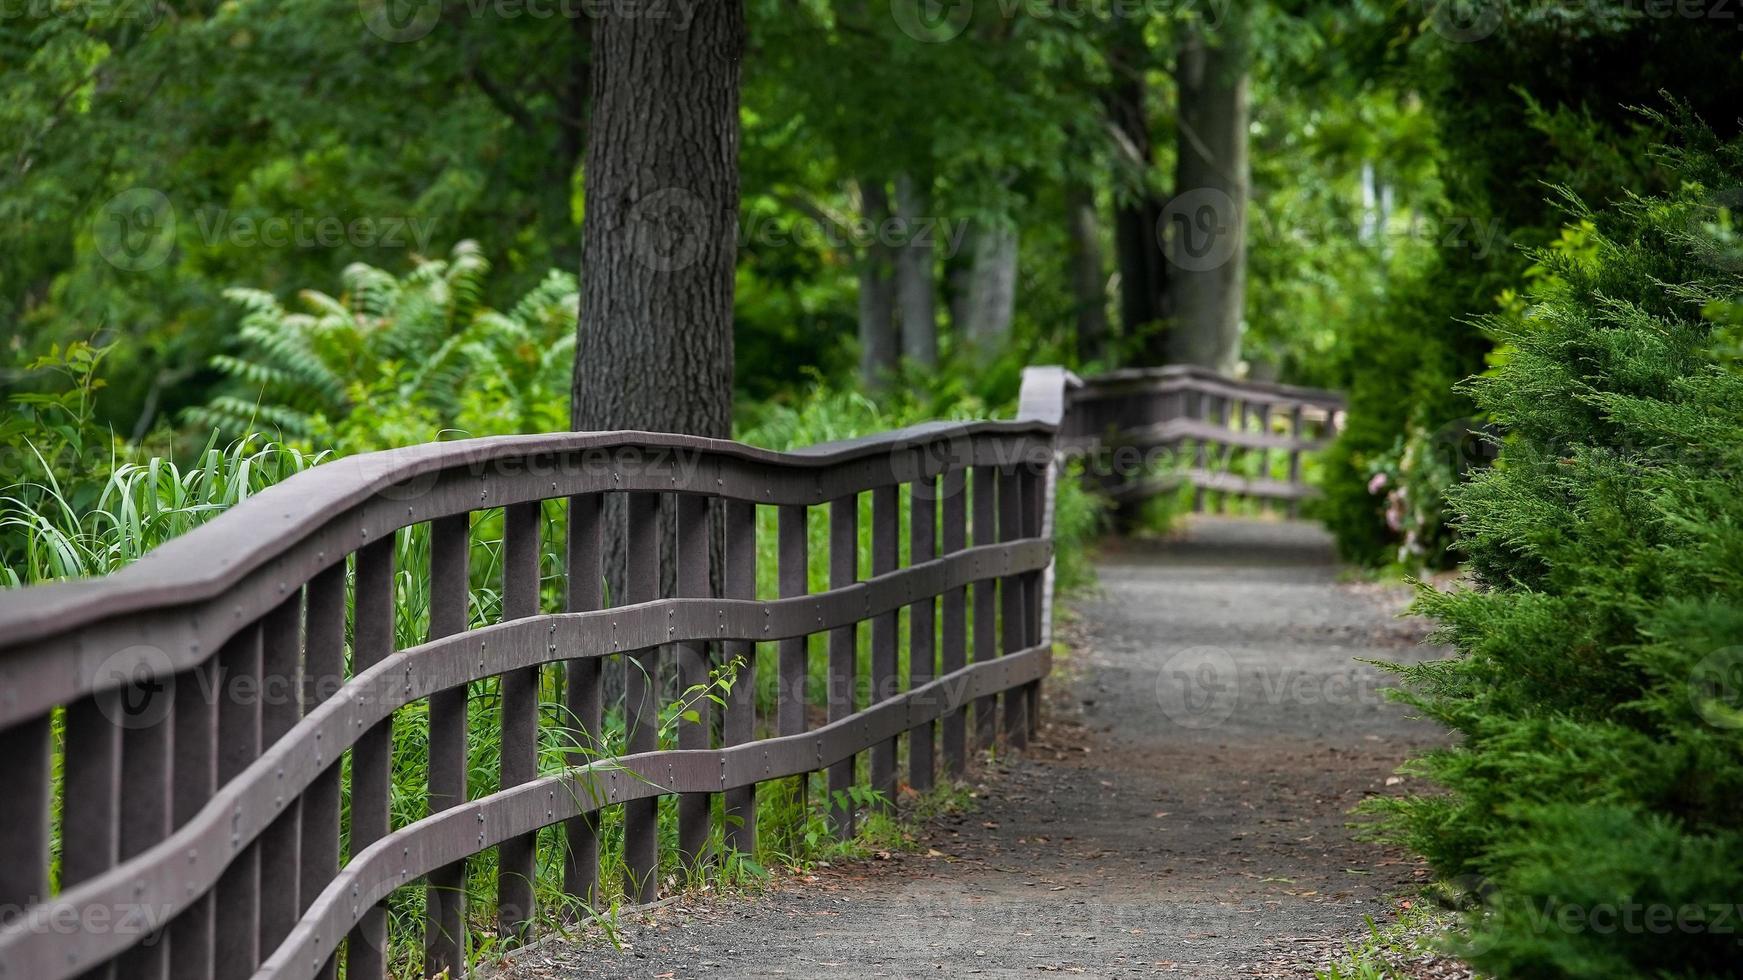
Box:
676 493 713 868
869 485 899 811
117 666 174 980
0 714 50 938
908 476 937 794
298 562 346 980
721 499 758 856
971 466 998 751
940 468 968 778
257 594 305 966
345 538 394 980
827 495 858 840
1288 404 1305 518
425 514 471 976
622 492 661 903
776 504 809 829
564 494 603 908
998 467 1028 750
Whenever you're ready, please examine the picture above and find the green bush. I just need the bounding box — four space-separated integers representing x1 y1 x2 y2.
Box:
1371 119 1743 976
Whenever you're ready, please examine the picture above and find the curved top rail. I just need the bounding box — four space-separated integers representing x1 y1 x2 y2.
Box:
1077 365 1346 408
0 420 1051 660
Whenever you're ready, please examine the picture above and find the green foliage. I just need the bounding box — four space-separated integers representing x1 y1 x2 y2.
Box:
1369 120 1743 976
187 241 577 449
1318 1 1743 568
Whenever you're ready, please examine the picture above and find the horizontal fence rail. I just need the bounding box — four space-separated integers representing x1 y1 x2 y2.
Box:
1052 365 1345 516
0 404 1066 980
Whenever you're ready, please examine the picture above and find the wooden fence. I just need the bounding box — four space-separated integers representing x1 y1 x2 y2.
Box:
0 372 1074 980
1058 365 1344 515
0 365 1336 980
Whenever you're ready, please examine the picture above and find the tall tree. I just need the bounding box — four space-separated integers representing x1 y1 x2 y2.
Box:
894 172 939 369
1165 12 1250 374
570 3 745 436
1104 11 1169 362
1065 182 1110 365
857 177 899 387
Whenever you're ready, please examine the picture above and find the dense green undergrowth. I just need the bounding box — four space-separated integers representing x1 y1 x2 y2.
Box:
1370 119 1743 977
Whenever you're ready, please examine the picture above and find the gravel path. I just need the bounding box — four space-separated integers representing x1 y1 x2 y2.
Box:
500 517 1448 979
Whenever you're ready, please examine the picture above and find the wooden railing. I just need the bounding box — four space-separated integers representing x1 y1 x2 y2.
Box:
0 380 1072 980
1056 365 1344 516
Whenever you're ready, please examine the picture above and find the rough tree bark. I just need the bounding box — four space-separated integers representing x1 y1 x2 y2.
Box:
857 177 899 388
1066 183 1109 365
1105 12 1169 362
1166 14 1248 375
894 172 938 370
571 2 743 437
955 220 1018 359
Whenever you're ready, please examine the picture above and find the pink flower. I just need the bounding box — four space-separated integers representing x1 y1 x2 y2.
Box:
1368 472 1389 494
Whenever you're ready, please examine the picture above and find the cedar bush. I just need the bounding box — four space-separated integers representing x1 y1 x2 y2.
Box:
1373 118 1743 976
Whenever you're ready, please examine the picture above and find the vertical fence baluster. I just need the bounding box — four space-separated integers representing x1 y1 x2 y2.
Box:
62 687 121 980
215 623 263 980
1288 404 1305 518
998 467 1028 750
776 505 809 822
827 495 858 839
622 492 661 903
676 494 713 868
1192 389 1209 512
940 468 968 778
299 563 345 980
908 476 937 793
971 466 998 751
425 514 471 976
1022 460 1046 738
868 486 898 810
346 538 394 980
257 594 304 966
722 499 757 855
169 656 219 980
1257 403 1273 512
564 494 603 907
0 714 50 937
117 665 174 980
499 501 542 942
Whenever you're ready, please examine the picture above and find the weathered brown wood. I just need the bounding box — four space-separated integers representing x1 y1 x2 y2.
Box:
117 669 174 980
563 494 603 908
868 485 899 810
1289 404 1305 518
0 714 50 920
721 499 757 855
215 624 264 980
998 469 1029 749
675 493 713 869
622 492 661 903
169 657 219 980
908 477 937 793
776 503 809 828
498 502 542 943
939 468 968 778
971 467 998 751
424 514 471 976
257 594 304 965
827 495 858 839
346 539 395 980
297 563 344 980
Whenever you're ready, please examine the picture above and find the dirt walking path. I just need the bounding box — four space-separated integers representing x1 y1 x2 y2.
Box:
502 517 1448 979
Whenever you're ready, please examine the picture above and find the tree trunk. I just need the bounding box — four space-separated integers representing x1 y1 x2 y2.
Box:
570 0 743 613
957 220 1018 358
1066 183 1109 366
857 177 899 388
1165 15 1248 375
894 173 938 370
1105 14 1169 363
